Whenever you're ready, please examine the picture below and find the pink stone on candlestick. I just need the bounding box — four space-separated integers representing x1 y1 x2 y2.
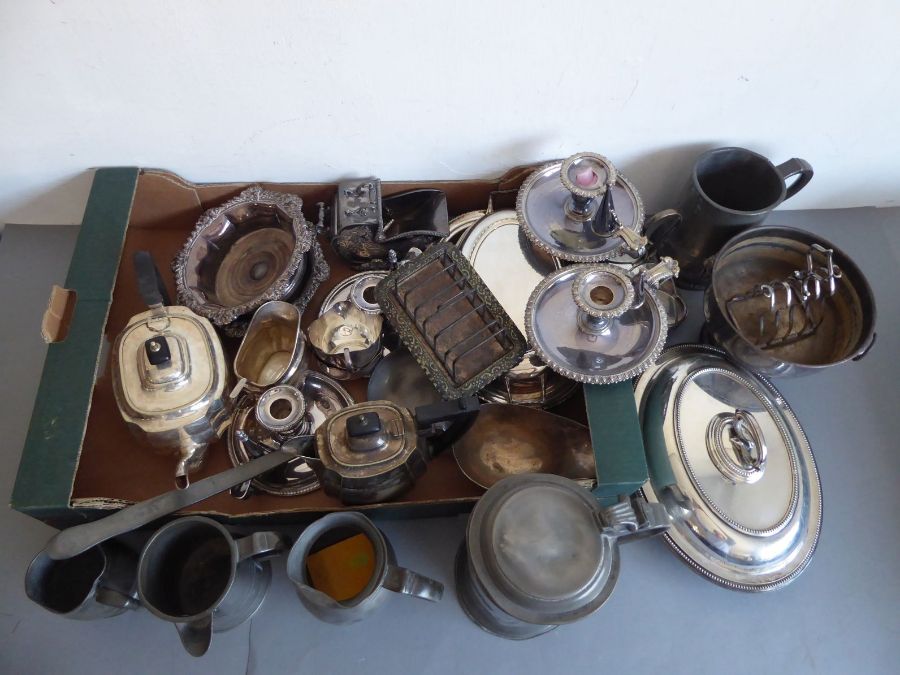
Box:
576 167 598 188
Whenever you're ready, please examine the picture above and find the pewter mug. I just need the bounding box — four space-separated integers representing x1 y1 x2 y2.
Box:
649 147 813 288
286 512 443 624
25 541 139 620
137 517 285 657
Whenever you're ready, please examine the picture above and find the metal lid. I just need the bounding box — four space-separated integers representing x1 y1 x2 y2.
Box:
319 271 388 317
316 401 418 478
635 344 822 591
525 265 669 384
113 306 226 419
516 156 645 263
467 474 618 625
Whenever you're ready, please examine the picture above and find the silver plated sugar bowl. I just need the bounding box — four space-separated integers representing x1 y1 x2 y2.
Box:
525 257 679 384
112 252 231 488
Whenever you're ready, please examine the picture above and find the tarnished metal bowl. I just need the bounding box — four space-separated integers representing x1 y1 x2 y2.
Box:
174 186 314 327
705 226 876 377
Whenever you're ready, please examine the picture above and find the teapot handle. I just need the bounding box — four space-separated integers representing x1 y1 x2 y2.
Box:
237 531 288 562
383 565 444 603
133 250 171 308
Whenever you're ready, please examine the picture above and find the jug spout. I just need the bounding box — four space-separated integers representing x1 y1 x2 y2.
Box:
175 615 213 657
295 583 346 612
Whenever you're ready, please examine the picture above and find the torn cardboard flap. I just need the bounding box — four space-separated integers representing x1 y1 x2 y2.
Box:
41 285 77 343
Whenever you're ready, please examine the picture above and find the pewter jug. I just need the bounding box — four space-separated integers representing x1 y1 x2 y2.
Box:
286 512 443 624
138 517 285 657
25 541 139 621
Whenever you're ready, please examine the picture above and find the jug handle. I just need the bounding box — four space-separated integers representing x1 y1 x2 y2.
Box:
176 616 213 658
95 587 140 611
237 531 288 562
775 158 814 201
644 208 682 242
383 565 444 603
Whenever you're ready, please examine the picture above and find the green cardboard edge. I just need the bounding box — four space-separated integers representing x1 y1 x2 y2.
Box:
585 381 649 507
11 167 139 520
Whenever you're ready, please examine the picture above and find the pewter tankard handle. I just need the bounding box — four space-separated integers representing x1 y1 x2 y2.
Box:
775 158 814 201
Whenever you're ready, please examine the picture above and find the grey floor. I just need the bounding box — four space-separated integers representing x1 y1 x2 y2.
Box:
1 209 898 674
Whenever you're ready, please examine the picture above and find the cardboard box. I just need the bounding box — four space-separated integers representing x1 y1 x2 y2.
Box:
11 168 648 528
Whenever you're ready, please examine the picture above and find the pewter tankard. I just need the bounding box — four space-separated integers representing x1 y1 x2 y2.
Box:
649 147 813 288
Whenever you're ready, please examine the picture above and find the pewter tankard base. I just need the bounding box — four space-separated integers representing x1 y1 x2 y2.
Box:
454 545 555 640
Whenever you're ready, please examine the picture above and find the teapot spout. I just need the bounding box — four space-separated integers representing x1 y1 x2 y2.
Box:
174 445 208 489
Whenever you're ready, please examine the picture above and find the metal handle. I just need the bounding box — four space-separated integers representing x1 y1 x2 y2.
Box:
706 409 767 484
43 450 296 561
638 257 680 290
613 226 648 257
133 250 171 308
644 208 682 242
237 531 287 562
852 331 877 361
383 565 444 602
775 158 814 201
599 496 670 543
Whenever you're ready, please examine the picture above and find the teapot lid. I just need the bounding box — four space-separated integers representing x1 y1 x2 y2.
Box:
634 344 823 591
113 306 226 420
467 474 618 625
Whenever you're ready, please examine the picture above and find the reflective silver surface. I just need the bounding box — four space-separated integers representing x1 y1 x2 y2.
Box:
452 405 595 489
516 160 645 262
174 186 314 326
459 209 574 406
232 301 307 395
319 271 388 317
446 210 486 246
525 265 668 384
227 372 354 497
367 349 443 410
308 301 384 379
706 226 877 376
635 344 823 591
111 304 231 488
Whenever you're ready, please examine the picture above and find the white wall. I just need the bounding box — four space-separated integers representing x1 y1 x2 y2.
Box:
2 0 898 225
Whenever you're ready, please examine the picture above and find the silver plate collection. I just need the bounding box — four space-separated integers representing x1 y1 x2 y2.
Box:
26 147 875 651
